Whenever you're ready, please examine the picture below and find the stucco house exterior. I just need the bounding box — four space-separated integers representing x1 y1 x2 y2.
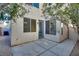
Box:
11 3 68 46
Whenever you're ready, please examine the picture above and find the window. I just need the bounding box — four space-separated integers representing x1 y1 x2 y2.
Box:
48 3 52 6
32 3 39 8
25 3 32 6
31 19 36 32
46 19 56 35
23 18 36 32
23 18 30 32
25 3 39 8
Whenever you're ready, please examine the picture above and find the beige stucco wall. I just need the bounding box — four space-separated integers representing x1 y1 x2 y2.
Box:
60 24 68 42
11 5 41 46
11 17 39 46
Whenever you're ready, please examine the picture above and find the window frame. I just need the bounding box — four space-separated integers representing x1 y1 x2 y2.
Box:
23 17 36 33
46 20 56 35
23 18 31 32
31 19 36 32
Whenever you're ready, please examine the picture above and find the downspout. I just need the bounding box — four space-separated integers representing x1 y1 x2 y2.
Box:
60 15 69 39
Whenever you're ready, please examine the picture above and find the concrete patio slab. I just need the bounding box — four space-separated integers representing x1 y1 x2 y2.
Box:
11 38 77 56
49 39 76 56
40 50 56 56
12 42 46 56
34 39 58 49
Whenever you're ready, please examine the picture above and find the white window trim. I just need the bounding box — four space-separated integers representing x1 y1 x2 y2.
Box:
24 17 36 32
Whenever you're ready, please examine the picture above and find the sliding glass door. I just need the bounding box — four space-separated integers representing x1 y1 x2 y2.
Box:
46 19 56 35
